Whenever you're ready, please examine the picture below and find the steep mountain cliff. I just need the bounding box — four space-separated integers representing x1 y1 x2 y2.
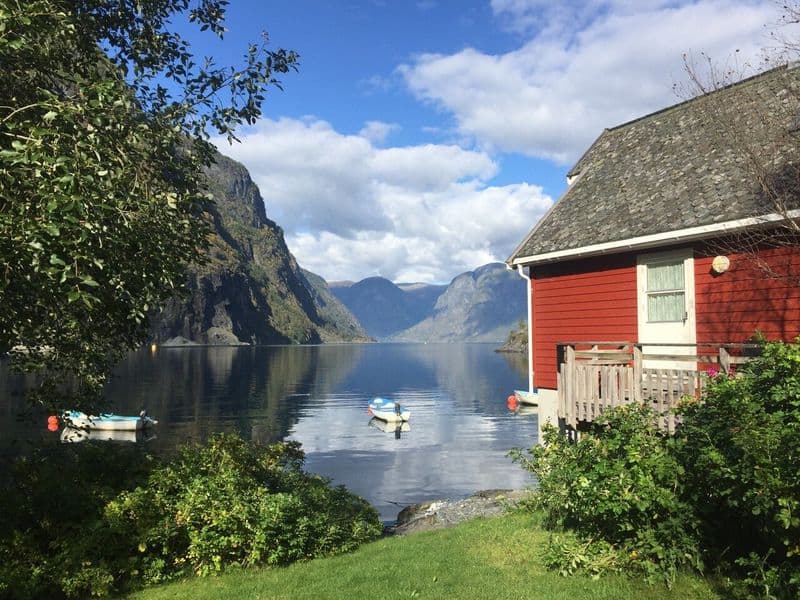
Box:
330 277 447 339
391 263 527 342
150 153 370 345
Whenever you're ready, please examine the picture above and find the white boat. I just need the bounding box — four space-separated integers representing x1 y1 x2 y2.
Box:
63 410 158 431
514 389 539 406
368 398 410 422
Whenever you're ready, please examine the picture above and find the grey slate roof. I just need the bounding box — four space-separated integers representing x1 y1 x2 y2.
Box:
509 64 800 264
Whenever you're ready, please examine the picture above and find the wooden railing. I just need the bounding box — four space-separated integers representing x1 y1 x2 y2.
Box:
556 342 759 433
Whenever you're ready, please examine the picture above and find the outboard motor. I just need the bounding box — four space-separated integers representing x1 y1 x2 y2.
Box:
395 402 401 416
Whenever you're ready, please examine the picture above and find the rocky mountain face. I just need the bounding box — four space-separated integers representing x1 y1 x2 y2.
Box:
391 263 527 342
330 278 447 339
150 153 370 345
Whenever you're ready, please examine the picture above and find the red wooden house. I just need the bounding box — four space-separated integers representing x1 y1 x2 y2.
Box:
507 64 800 425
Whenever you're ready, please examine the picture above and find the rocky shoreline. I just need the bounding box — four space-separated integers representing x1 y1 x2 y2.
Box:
385 489 530 536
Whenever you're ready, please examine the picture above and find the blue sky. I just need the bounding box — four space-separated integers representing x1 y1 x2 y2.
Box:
192 0 789 284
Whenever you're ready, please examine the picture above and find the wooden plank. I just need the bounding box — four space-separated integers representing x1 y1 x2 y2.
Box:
640 354 701 363
566 346 575 427
727 356 752 365
719 347 730 373
574 351 633 361
593 366 599 419
610 366 618 407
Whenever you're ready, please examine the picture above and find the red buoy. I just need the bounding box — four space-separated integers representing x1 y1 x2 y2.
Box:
507 395 518 410
47 415 59 432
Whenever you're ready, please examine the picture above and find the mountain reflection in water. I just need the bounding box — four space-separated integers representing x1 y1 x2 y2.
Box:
2 343 537 521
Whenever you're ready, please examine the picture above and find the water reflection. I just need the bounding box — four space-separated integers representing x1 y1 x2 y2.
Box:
2 343 537 520
368 417 411 438
60 426 156 444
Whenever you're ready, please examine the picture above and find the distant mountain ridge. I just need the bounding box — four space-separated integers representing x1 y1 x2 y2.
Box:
391 263 527 342
331 263 526 342
330 277 447 339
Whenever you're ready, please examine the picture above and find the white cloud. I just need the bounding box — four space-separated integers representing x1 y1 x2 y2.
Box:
401 0 784 163
212 1 792 284
358 120 400 145
214 118 551 283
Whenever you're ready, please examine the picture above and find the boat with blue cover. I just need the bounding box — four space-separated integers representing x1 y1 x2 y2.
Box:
368 397 410 422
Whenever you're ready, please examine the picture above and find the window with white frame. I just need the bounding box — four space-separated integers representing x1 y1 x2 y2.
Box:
646 260 685 322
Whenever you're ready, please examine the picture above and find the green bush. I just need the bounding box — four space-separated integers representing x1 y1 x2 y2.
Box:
513 340 800 598
674 341 800 599
511 403 701 584
0 434 382 598
106 434 382 583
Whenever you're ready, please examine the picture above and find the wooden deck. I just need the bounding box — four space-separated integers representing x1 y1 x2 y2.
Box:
556 342 759 433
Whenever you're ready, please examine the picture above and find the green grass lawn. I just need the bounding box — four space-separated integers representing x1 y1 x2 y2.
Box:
125 512 723 600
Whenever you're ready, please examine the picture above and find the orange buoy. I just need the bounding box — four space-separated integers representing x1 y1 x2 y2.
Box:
47 415 59 432
506 395 518 410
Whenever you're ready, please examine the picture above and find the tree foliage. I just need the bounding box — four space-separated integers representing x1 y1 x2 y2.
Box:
0 0 297 410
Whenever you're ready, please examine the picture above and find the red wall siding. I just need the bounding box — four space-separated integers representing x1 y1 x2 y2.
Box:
532 254 638 389
695 245 800 342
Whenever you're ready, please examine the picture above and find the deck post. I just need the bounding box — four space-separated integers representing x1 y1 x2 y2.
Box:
719 347 730 373
633 345 643 403
565 345 576 428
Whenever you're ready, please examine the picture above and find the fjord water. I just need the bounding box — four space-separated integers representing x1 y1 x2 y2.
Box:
2 343 537 521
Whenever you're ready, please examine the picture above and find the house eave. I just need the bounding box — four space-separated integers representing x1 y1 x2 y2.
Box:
509 210 800 268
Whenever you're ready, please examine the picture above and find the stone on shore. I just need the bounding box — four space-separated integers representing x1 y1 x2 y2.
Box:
388 489 530 536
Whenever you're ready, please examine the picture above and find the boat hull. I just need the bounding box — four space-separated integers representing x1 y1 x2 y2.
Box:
64 411 158 431
369 408 410 422
514 390 539 406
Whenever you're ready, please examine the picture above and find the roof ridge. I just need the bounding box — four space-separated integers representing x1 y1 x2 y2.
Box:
607 62 792 133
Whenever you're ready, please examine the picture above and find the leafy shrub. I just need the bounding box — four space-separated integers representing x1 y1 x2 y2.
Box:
105 434 382 583
674 341 800 599
511 403 701 584
540 531 626 578
0 434 381 598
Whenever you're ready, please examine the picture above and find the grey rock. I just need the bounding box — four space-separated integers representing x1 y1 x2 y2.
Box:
388 489 530 536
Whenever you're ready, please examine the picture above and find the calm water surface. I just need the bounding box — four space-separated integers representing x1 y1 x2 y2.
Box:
2 343 537 520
